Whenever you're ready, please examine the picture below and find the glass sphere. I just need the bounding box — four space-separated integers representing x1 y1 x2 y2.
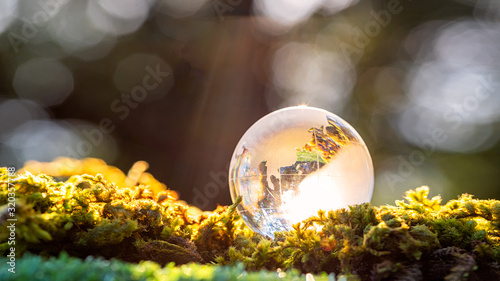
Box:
229 106 374 238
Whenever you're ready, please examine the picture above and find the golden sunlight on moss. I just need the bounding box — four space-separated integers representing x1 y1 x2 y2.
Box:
2 159 500 280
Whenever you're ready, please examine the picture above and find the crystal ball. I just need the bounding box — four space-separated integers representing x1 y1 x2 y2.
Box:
229 106 374 237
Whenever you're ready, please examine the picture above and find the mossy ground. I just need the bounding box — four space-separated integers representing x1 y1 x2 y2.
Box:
1 158 500 280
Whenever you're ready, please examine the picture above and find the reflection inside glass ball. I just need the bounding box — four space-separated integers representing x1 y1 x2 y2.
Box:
229 106 374 238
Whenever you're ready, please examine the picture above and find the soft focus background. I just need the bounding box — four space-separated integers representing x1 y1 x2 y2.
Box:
0 0 499 210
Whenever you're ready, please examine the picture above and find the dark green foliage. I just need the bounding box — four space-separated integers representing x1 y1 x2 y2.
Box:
2 166 500 280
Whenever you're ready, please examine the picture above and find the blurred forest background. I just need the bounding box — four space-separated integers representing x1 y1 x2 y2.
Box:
0 0 499 210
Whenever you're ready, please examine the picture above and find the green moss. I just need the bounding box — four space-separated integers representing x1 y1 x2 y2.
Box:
1 252 334 281
1 161 500 280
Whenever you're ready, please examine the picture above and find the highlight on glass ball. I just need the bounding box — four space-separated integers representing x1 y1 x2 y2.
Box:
228 106 374 238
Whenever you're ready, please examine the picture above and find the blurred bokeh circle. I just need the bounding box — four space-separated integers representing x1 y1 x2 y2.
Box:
13 58 74 106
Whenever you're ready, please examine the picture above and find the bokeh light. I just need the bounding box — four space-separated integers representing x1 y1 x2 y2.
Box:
13 58 74 106
47 1 116 60
87 0 152 36
400 20 500 153
0 0 18 34
253 0 323 28
5 120 82 164
4 119 116 167
0 99 48 141
270 42 355 112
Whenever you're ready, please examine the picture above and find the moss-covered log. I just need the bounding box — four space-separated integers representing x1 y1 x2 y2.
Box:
1 158 499 280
